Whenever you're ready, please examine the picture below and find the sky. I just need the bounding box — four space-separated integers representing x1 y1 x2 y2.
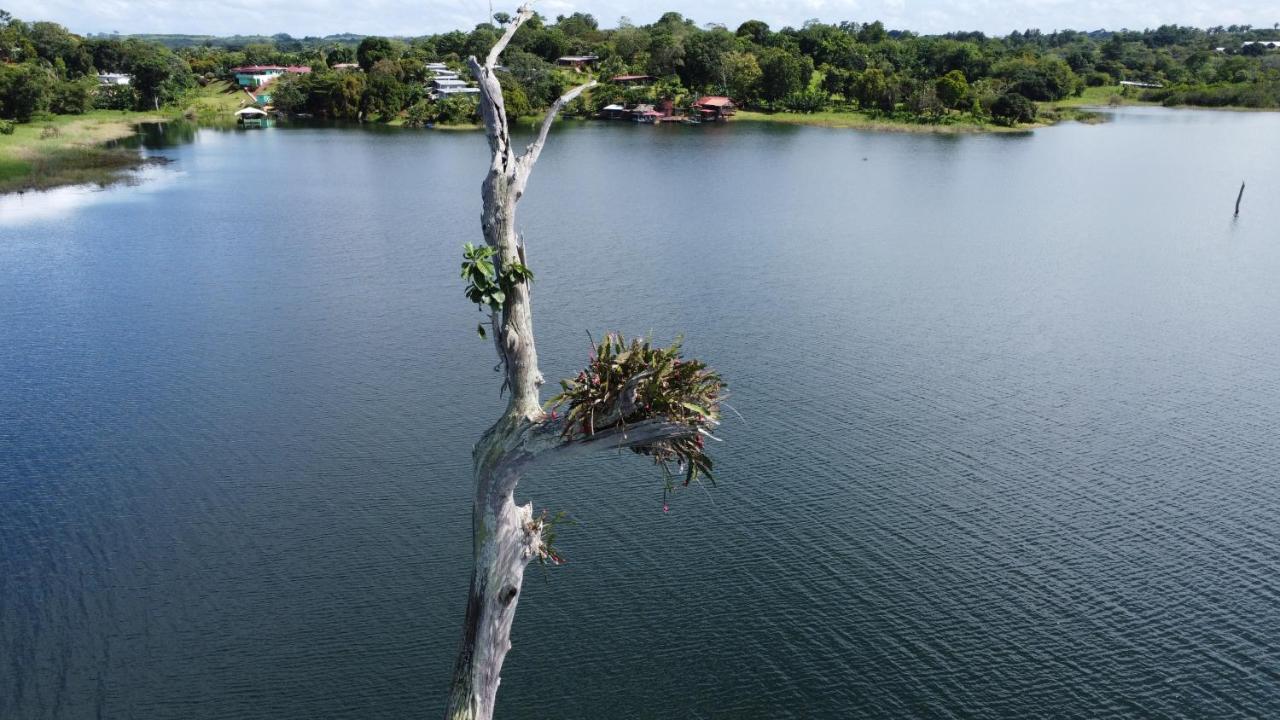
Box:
6 0 1278 38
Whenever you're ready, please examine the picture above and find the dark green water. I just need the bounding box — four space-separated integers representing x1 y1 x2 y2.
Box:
3 109 1280 719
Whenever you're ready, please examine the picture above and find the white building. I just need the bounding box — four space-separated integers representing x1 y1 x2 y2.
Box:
431 77 480 97
97 73 132 86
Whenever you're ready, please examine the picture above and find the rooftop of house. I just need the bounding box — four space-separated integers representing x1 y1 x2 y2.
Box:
611 74 653 82
230 65 311 74
695 96 734 107
557 55 599 62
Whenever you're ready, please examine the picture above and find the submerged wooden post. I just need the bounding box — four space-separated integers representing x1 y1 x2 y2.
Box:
1235 181 1245 217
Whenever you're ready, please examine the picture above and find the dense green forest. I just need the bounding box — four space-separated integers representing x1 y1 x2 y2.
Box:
3 6 1280 130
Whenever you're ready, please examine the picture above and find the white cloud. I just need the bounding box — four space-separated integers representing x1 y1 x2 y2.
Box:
5 0 1278 37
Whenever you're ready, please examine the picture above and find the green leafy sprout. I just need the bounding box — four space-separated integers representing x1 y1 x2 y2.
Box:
460 242 534 338
528 509 573 569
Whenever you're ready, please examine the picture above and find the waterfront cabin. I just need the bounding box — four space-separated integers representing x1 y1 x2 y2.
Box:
97 73 132 86
235 107 270 127
629 104 662 123
600 103 628 120
556 55 598 72
692 96 736 121
610 74 653 86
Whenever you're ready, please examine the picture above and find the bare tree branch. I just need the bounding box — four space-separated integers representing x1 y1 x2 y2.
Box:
487 308 510 396
508 416 698 470
518 80 598 177
558 420 698 457
467 56 513 174
467 6 534 176
485 5 534 70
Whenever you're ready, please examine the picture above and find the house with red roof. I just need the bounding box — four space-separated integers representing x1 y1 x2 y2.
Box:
692 96 736 121
230 65 311 105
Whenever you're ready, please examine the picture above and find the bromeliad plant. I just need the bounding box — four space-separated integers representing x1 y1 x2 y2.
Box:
460 242 534 338
547 334 726 498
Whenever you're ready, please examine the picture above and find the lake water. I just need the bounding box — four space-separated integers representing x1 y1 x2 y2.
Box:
3 108 1280 719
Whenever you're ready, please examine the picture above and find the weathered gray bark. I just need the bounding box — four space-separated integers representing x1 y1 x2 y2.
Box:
444 8 693 719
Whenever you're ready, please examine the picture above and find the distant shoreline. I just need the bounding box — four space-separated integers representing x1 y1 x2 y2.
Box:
733 110 1035 134
4 89 1273 196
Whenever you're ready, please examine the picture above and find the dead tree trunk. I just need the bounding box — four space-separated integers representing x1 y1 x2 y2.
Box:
1235 180 1245 217
444 8 704 719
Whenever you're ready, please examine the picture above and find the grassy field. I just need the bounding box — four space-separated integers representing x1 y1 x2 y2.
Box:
731 85 1163 134
734 88 1148 134
0 110 173 193
183 80 252 122
0 83 250 193
1044 84 1277 113
734 109 1029 134
1042 85 1150 109
383 116 483 130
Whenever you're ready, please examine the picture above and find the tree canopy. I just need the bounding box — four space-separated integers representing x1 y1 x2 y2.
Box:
3 9 1280 127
